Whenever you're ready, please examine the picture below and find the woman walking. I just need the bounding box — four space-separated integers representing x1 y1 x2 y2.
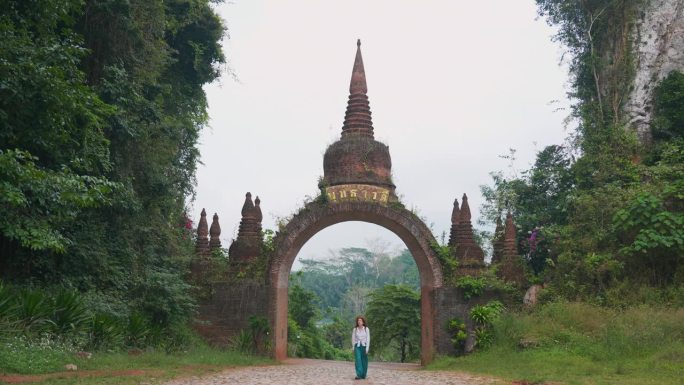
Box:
352 315 370 380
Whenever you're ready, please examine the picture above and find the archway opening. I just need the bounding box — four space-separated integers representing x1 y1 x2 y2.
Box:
270 202 443 365
288 222 421 362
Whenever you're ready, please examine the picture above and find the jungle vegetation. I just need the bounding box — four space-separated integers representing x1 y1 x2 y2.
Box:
0 0 682 382
0 0 225 355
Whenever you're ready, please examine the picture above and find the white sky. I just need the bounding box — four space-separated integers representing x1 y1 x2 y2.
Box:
193 1 571 264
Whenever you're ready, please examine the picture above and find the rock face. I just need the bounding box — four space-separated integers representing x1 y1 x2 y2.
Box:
524 284 543 306
625 0 684 144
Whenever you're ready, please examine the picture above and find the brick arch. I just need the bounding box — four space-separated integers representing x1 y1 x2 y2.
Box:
269 201 444 364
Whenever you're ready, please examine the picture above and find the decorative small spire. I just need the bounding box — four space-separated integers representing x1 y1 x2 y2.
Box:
460 194 471 221
255 196 263 233
448 198 460 247
241 192 255 218
230 192 263 264
341 39 374 139
209 213 221 250
451 198 461 225
497 211 527 286
453 193 485 275
196 208 210 256
350 39 368 95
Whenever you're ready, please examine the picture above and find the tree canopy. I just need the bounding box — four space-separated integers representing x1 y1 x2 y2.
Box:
0 0 225 339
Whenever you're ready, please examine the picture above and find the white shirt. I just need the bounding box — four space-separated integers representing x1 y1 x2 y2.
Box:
352 326 370 352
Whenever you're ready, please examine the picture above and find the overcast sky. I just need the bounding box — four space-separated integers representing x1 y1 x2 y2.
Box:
193 1 572 265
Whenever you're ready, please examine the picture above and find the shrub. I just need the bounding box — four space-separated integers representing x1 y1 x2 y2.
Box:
447 318 467 353
88 313 124 351
50 289 91 336
456 276 486 299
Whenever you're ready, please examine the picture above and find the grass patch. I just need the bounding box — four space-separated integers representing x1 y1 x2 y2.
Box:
0 344 274 384
427 302 684 385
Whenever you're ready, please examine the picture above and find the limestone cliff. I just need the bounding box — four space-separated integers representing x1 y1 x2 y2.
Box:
625 0 684 144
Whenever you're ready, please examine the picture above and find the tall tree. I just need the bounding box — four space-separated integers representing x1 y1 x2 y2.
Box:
366 284 420 363
0 0 225 332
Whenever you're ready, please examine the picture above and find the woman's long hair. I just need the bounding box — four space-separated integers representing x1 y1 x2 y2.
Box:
354 315 367 328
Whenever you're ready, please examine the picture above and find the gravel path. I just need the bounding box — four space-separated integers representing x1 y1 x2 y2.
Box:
163 358 499 385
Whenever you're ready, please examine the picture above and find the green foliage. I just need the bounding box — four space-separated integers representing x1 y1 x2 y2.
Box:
231 329 254 354
480 145 574 274
296 247 420 316
480 85 683 304
0 149 121 253
0 283 204 356
0 335 75 374
430 302 684 385
447 318 467 353
455 276 486 299
289 246 422 361
50 290 91 336
322 315 352 351
286 277 352 360
228 316 271 355
88 313 124 351
536 0 639 133
248 315 271 354
125 313 150 348
366 284 420 363
470 301 504 350
0 0 225 351
470 301 504 326
613 188 684 285
652 71 684 143
430 241 458 283
0 341 272 377
289 278 320 329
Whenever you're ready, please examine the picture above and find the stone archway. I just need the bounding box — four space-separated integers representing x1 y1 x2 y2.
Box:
269 201 443 365
191 40 519 366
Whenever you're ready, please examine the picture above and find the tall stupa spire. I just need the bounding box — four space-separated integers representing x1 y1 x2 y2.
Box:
322 40 395 197
341 39 374 139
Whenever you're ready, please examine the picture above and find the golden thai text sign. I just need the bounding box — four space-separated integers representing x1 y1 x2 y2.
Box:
325 184 389 204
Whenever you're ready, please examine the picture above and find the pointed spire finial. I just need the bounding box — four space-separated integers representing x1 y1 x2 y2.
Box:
254 196 263 223
505 211 516 241
341 39 373 138
451 198 461 224
196 208 210 256
350 39 367 95
209 213 221 249
198 209 208 237
460 194 471 221
241 192 255 217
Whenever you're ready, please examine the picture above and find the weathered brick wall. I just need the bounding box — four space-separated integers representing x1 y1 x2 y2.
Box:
434 287 499 355
193 279 270 347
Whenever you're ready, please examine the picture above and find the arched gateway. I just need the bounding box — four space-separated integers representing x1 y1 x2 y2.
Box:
191 40 512 365
270 201 443 363
268 40 444 363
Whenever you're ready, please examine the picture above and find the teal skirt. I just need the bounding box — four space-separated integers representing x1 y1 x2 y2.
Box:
354 345 368 379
